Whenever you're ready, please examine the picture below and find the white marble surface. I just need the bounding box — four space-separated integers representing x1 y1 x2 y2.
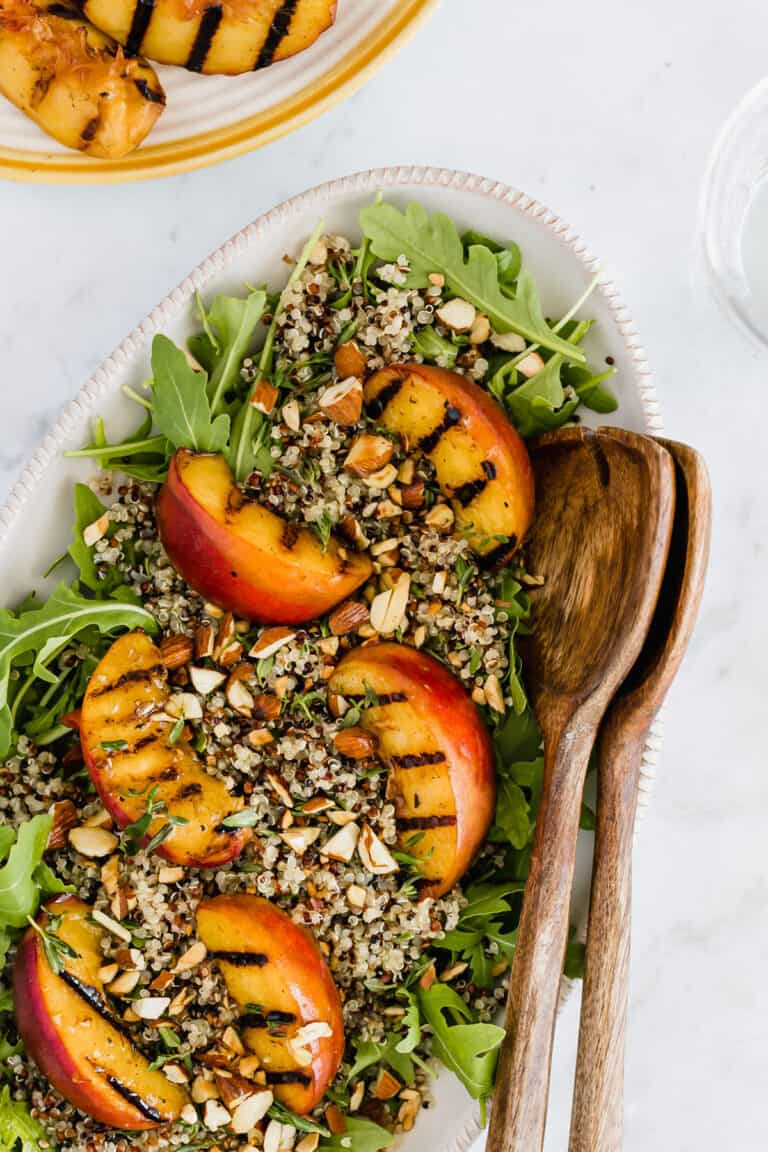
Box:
0 0 766 1147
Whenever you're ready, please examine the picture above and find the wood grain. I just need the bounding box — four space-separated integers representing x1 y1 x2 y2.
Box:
568 439 712 1152
486 427 675 1152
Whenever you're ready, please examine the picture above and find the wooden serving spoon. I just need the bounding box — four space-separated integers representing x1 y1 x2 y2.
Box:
568 439 711 1152
485 426 676 1152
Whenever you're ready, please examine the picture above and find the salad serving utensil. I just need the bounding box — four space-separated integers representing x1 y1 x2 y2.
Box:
568 439 711 1152
485 425 676 1152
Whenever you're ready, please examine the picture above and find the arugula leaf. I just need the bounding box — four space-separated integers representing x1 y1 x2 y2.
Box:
504 354 580 438
564 363 618 413
0 584 155 757
267 1100 329 1136
0 1086 45 1152
359 201 583 360
68 484 109 592
394 990 421 1054
192 291 266 415
412 326 459 367
564 937 586 980
64 412 169 484
0 814 51 929
32 860 74 899
417 982 504 1100
490 776 530 849
319 1117 393 1151
151 335 230 454
0 830 14 865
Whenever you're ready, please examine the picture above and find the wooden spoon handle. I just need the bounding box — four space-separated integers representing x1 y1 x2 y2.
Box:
486 723 595 1152
568 718 647 1152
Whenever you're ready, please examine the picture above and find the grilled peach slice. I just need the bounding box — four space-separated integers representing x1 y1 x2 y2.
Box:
14 896 188 1128
156 450 371 624
197 895 344 1114
328 643 495 899
82 0 336 75
0 0 164 158
364 363 534 567
81 631 250 868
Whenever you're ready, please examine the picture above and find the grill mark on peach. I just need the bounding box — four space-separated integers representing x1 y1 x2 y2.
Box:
210 950 269 966
105 1075 164 1123
60 973 129 1036
242 1008 297 1029
281 522 300 551
158 764 181 781
177 781 203 799
418 404 462 454
397 815 457 830
186 3 223 71
453 461 498 507
89 665 165 697
265 1069 312 1086
367 378 402 418
389 751 446 769
254 0 299 70
125 0 155 56
134 77 165 104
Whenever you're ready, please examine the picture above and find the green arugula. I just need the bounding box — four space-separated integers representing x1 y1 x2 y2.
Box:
0 813 73 970
189 291 267 415
412 325 459 367
0 1086 46 1152
359 200 583 360
267 1100 329 1136
0 584 155 758
151 336 231 454
417 982 504 1105
68 484 110 593
319 1117 393 1151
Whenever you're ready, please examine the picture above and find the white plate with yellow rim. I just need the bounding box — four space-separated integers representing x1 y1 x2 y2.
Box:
0 166 665 1150
0 0 437 184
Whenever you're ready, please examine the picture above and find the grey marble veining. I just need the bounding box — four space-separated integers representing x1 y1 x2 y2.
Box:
1 0 766 1147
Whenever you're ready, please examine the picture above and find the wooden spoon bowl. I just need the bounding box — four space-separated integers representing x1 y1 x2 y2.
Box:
486 426 676 1152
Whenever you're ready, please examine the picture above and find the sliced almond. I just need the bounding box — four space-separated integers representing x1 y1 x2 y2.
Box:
370 537 400 558
220 640 244 668
238 1055 261 1080
326 809 359 827
83 512 110 547
419 963 437 992
248 728 274 748
431 570 447 595
166 692 203 721
47 800 79 850
440 961 469 982
328 600 369 636
334 339 366 379
282 399 301 432
325 1104 346 1135
84 807 113 829
364 463 398 490
436 298 476 332
160 634 194 670
191 1075 220 1104
424 503 455 532
357 824 399 876
517 351 545 378
280 826 320 854
158 866 184 885
370 573 410 635
319 822 359 862
264 1119 286 1152
265 772 293 807
189 666 226 696
302 796 335 816
491 331 527 353
484 673 506 714
250 379 279 415
195 622 216 660
227 678 254 716
133 996 171 1021
399 480 425 509
107 969 141 996
470 313 491 344
332 726 377 760
203 1098 231 1131
250 627 297 660
296 1134 321 1152
68 826 117 858
344 434 393 478
163 1063 190 1085
319 377 363 426
231 1089 274 1134
346 884 367 911
372 1067 402 1101
327 692 350 718
413 624 427 649
222 1026 245 1056
97 962 119 983
174 940 207 973
181 1103 199 1125
168 987 193 1017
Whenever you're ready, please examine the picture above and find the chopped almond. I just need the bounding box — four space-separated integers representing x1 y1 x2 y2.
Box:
344 434 393 478
250 379 279 415
333 726 377 760
372 1068 402 1101
249 626 297 660
334 339 366 379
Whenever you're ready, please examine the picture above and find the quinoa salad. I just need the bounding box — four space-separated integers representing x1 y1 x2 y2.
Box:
0 199 615 1152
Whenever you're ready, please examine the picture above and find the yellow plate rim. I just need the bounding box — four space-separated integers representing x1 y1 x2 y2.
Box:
0 0 439 184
